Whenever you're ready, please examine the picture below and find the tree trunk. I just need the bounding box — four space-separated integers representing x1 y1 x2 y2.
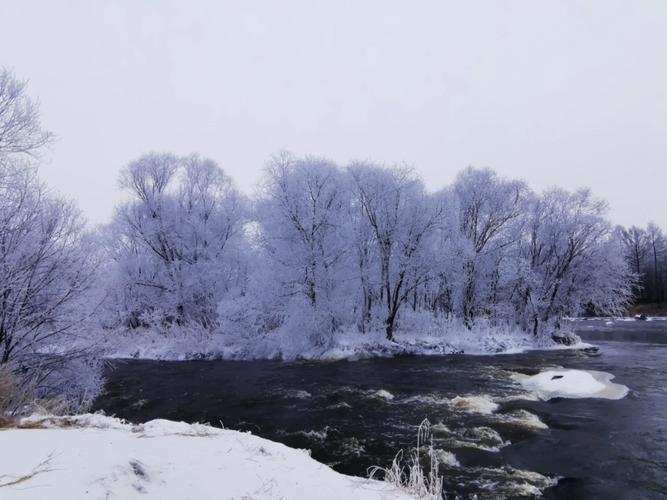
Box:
652 242 659 303
385 315 395 341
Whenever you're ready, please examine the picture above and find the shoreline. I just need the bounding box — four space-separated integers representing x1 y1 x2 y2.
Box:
96 330 593 362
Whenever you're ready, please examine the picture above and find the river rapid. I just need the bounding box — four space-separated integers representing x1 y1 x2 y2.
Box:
93 320 667 499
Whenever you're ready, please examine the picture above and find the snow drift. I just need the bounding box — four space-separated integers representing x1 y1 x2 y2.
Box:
0 414 415 500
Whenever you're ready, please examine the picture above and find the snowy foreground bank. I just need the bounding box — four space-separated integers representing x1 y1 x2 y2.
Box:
97 323 589 361
0 414 414 500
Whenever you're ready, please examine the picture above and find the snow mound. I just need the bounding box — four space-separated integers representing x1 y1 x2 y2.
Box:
512 368 629 401
0 414 415 500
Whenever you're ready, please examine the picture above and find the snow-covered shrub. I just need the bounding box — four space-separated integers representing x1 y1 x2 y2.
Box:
31 355 105 414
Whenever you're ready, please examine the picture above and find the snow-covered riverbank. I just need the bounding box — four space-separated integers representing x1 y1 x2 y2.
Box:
96 323 588 362
0 414 414 500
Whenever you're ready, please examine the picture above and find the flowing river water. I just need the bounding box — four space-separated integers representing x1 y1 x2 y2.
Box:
93 320 667 499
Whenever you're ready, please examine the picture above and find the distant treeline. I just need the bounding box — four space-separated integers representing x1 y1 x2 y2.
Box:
619 224 666 306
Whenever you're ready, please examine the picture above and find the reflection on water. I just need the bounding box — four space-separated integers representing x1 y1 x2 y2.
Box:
93 321 667 499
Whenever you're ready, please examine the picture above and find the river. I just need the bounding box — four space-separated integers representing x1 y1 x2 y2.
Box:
93 319 667 499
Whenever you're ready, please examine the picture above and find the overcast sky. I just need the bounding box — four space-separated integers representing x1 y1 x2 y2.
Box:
2 1 666 228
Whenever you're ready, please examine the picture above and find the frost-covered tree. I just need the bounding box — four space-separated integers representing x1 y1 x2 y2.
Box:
0 68 53 157
98 151 639 354
349 163 444 340
617 222 667 304
420 188 459 318
619 225 648 300
251 153 352 343
451 167 527 327
0 163 93 362
514 189 633 335
0 160 98 410
0 69 100 413
645 222 666 303
104 153 246 331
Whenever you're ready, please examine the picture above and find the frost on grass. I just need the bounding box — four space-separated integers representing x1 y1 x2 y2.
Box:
0 414 415 500
369 419 446 500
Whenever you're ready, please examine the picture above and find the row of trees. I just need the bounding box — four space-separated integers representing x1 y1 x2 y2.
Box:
619 224 667 305
101 151 635 345
0 66 650 413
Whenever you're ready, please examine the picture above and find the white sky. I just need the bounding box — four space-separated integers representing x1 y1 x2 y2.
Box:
1 1 666 228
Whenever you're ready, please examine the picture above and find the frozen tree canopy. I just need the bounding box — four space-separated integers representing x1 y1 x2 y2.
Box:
99 150 634 358
0 69 52 156
102 153 247 331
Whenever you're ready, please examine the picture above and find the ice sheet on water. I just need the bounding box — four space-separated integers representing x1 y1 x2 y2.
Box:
512 368 629 401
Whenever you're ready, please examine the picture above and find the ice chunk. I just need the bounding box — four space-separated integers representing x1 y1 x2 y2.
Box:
513 369 629 401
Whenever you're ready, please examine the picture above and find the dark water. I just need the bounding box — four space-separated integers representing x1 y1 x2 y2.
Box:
93 320 667 499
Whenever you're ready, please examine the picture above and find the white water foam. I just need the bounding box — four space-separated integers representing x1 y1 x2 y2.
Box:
369 389 395 401
449 395 499 414
283 389 312 399
432 422 510 453
493 409 549 430
470 466 558 498
433 449 461 467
